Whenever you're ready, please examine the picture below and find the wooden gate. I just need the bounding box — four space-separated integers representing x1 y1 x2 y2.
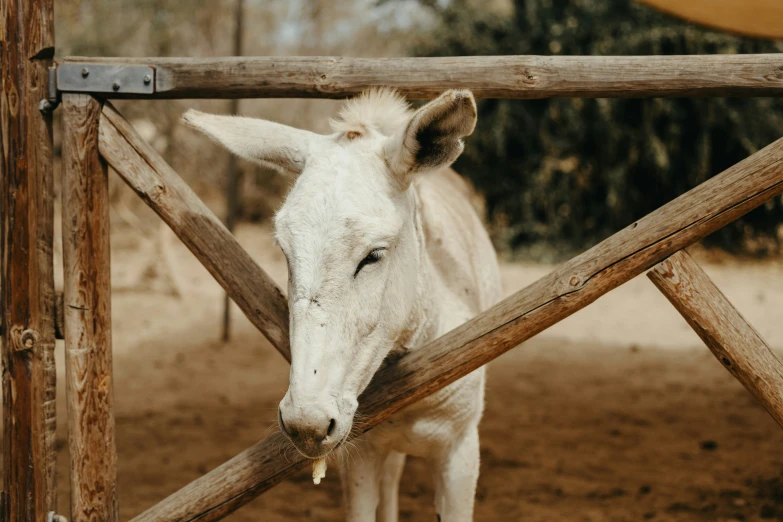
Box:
3 2 783 520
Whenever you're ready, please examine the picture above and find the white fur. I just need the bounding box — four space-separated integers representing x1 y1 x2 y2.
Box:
183 88 502 522
182 110 326 175
329 87 412 137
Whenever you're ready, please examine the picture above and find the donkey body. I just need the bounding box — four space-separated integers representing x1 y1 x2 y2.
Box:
184 88 501 521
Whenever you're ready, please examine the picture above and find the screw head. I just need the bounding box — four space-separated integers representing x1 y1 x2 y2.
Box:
143 74 152 84
112 81 121 91
81 68 89 78
39 99 58 114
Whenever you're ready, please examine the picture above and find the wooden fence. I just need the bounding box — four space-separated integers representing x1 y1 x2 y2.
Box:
3 2 783 521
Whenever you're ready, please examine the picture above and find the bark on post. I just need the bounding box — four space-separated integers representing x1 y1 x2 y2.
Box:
648 250 783 428
0 0 58 520
61 94 119 522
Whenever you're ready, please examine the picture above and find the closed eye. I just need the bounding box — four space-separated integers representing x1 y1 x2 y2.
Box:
354 248 386 278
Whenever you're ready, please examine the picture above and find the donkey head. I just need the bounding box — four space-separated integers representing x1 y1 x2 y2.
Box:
183 89 476 458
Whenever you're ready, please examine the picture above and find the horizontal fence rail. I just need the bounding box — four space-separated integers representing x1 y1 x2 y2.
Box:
126 126 783 521
62 54 783 99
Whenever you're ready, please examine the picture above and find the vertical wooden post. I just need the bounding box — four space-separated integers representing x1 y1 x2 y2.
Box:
61 94 119 522
0 0 58 520
221 0 245 342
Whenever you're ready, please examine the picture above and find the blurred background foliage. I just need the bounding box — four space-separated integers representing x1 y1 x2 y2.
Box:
54 0 783 260
416 0 783 259
54 0 430 221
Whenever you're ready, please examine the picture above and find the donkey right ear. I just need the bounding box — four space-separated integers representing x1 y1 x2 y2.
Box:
182 110 323 175
383 89 476 188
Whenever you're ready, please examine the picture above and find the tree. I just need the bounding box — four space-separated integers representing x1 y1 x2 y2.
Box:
417 0 783 258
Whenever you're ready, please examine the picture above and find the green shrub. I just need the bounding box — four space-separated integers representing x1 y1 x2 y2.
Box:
417 0 783 259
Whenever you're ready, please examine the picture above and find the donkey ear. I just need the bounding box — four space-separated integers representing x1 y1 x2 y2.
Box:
384 89 477 187
182 110 323 175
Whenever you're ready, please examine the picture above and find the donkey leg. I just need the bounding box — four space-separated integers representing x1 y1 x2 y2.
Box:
378 451 406 522
339 439 385 522
432 427 480 522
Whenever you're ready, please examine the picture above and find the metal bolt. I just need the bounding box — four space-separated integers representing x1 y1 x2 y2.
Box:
81 68 89 78
112 81 121 91
48 512 68 522
143 74 152 84
22 330 36 348
18 329 39 351
39 99 56 114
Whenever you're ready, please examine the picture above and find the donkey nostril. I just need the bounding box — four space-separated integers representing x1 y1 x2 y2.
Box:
327 418 336 437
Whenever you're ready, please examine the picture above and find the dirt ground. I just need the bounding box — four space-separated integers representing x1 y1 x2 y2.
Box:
7 218 783 521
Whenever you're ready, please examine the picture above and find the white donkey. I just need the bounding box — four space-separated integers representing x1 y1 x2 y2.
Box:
183 88 501 521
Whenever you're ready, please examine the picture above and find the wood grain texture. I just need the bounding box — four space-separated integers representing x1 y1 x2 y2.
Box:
638 0 783 40
62 94 119 522
97 103 291 361
62 54 783 100
648 250 783 428
130 133 783 522
1 0 58 520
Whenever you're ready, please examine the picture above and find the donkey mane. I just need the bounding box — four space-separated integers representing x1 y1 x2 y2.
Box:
329 87 412 138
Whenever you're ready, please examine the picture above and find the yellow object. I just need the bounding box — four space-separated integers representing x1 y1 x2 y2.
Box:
637 0 783 39
312 458 327 485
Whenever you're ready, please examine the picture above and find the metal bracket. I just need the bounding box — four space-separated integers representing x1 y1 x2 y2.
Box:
39 65 60 114
57 63 155 95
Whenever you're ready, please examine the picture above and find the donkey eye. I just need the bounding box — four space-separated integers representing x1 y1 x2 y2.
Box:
354 248 385 278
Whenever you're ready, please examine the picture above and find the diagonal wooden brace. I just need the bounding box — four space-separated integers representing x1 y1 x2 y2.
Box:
98 103 291 362
648 250 783 428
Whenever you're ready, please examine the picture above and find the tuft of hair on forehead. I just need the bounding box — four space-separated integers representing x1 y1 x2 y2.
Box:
330 87 412 139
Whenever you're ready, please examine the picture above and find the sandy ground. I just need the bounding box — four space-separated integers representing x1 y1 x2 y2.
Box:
7 218 783 521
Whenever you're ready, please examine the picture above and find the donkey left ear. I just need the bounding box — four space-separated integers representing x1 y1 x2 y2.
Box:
182 110 324 176
384 89 477 187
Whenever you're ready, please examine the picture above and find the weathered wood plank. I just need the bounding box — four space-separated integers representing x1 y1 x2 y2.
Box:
1 0 58 520
97 103 291 361
62 54 783 99
62 94 119 522
648 250 783 428
130 131 783 521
